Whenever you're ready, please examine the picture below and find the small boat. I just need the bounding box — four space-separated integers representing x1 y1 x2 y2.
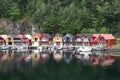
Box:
77 46 92 52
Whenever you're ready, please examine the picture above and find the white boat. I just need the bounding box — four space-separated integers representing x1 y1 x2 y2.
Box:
77 46 92 52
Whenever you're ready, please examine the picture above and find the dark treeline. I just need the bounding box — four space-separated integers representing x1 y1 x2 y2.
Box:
0 0 120 35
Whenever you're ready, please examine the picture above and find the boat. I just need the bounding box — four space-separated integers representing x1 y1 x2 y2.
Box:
77 46 92 52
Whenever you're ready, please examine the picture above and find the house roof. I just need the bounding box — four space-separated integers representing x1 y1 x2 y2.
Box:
55 33 63 37
84 34 92 39
35 33 42 38
0 35 7 39
100 34 115 40
10 35 20 38
64 33 74 38
43 33 52 38
92 34 100 38
75 34 83 38
25 34 32 39
17 34 24 39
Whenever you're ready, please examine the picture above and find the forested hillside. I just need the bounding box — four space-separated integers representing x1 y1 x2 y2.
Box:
0 0 120 35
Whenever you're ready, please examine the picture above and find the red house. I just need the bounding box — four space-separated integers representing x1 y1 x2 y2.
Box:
41 33 52 47
17 34 30 45
0 35 6 45
90 34 100 46
98 34 116 47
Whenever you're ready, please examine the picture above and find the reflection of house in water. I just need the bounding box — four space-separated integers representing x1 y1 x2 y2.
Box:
53 50 63 62
89 52 115 66
40 50 50 62
74 51 92 63
0 50 14 61
0 50 14 72
63 50 73 63
31 50 40 62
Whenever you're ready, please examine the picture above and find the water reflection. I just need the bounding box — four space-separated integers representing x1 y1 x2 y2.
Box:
0 49 116 72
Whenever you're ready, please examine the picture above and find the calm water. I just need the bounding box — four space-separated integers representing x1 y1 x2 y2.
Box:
0 49 120 80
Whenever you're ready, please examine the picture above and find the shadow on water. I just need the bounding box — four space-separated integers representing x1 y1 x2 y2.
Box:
0 49 120 80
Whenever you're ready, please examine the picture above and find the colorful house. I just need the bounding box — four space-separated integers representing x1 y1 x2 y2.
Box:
10 35 22 45
0 35 6 45
31 33 42 46
63 33 74 48
98 34 116 47
82 34 92 46
75 34 83 45
41 33 52 47
17 34 30 45
90 34 100 46
53 33 63 49
6 35 14 46
24 34 32 45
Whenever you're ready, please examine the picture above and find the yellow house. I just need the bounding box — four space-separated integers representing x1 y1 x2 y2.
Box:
31 34 41 47
53 34 63 49
6 35 14 45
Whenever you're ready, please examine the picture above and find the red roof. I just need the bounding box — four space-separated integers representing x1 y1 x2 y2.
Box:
35 33 42 38
100 34 115 40
92 34 100 38
17 34 24 39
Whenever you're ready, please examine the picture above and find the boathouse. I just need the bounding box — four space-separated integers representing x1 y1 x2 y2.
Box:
6 35 14 46
17 34 30 45
0 35 6 45
90 34 100 46
98 34 116 47
74 34 83 45
53 33 63 49
31 33 42 46
41 33 52 47
10 35 22 45
82 34 92 46
63 33 74 46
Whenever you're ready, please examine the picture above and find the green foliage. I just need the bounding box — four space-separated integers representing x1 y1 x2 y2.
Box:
0 0 120 34
99 27 109 33
8 3 21 20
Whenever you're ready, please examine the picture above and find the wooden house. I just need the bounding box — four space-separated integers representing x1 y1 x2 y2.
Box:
6 35 14 46
90 34 100 46
10 35 22 45
63 33 74 47
31 33 42 47
82 34 92 46
0 35 6 46
74 34 83 45
17 34 30 45
53 33 63 49
24 34 32 45
41 33 52 47
98 34 116 47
